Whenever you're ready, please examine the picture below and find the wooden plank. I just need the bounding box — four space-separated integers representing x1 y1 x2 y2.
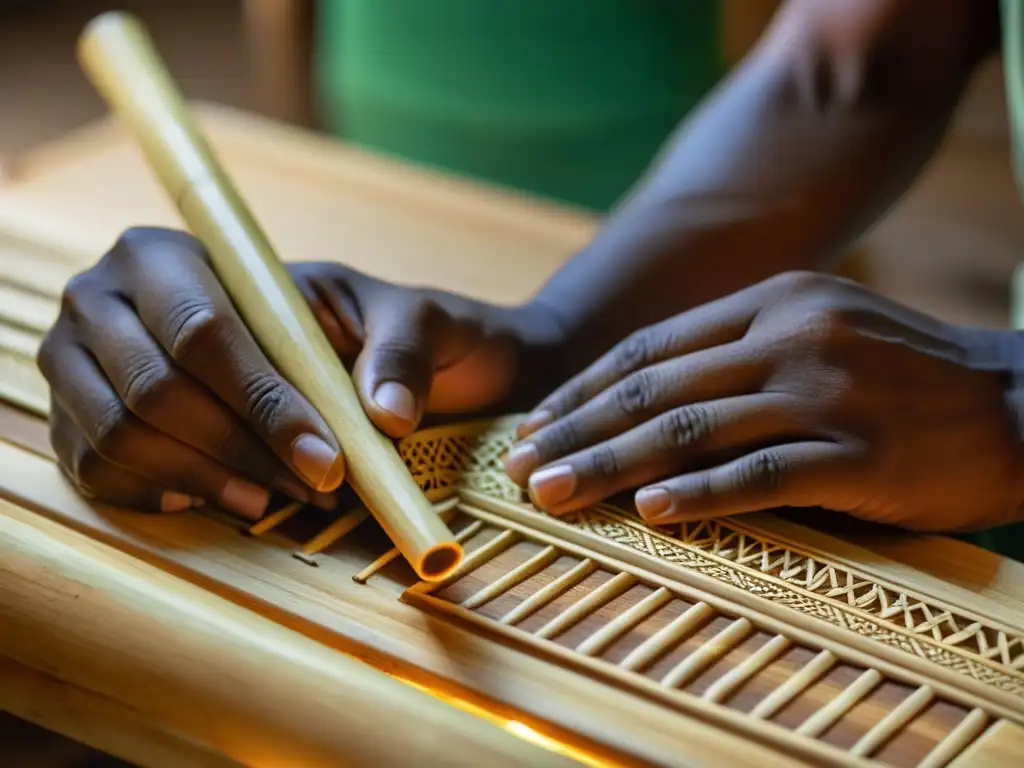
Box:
948 719 1024 767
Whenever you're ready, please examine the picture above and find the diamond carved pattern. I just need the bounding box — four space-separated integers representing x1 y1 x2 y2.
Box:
396 417 1024 697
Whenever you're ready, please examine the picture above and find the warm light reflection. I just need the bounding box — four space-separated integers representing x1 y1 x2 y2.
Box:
394 674 618 767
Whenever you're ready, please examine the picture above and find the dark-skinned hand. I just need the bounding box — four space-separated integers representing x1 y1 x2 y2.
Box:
504 272 1024 533
39 227 559 520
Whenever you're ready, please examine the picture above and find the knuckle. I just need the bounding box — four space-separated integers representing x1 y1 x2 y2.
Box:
240 371 291 430
586 445 620 478
120 351 175 416
660 405 717 449
89 399 134 461
611 331 655 376
612 369 656 417
165 295 224 363
733 451 786 493
538 418 582 458
115 226 204 260
769 270 821 295
58 272 97 321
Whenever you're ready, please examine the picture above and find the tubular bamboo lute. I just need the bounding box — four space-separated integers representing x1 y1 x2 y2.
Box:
75 11 462 581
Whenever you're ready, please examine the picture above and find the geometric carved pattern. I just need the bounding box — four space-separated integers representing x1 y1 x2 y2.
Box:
676 517 1024 669
397 417 1024 700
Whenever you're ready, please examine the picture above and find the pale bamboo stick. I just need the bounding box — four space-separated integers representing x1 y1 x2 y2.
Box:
795 669 883 738
702 634 792 704
749 650 837 720
352 498 462 584
246 500 303 536
76 12 461 581
659 618 754 689
576 588 674 657
461 545 560 610
500 559 599 626
917 709 989 768
534 572 636 641
619 602 715 674
849 684 934 758
294 507 370 562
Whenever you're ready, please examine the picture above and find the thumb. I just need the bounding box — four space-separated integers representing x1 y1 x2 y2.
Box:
354 296 478 438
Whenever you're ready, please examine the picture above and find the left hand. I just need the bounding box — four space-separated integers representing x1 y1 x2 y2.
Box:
503 272 1024 532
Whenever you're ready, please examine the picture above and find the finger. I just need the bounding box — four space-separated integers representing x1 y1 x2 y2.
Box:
289 264 362 358
51 402 200 513
71 289 331 507
113 229 345 492
504 341 766 485
634 441 861 524
40 336 272 521
523 394 807 515
519 287 764 438
354 292 480 437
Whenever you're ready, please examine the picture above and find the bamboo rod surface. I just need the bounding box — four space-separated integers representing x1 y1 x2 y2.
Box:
0 498 580 768
75 11 461 581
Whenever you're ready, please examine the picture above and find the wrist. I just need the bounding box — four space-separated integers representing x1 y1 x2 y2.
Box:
493 299 573 411
956 325 1024 519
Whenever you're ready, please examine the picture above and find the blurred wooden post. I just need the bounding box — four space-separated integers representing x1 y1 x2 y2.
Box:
242 0 314 127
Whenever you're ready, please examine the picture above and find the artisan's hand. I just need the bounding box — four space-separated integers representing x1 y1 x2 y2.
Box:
40 228 557 519
504 272 1024 533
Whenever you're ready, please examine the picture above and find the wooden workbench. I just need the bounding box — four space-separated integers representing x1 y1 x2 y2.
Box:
1 103 1022 767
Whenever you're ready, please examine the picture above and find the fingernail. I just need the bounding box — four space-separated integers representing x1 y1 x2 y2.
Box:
219 478 271 521
373 381 417 425
160 491 193 513
528 465 576 509
517 410 553 438
291 434 345 492
636 488 672 521
503 443 539 483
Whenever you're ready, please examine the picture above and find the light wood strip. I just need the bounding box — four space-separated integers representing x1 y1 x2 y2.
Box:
0 322 39 359
247 500 303 537
947 719 1024 767
500 559 600 626
408 589 867 768
461 545 561 610
352 498 462 583
576 587 674 657
296 507 370 557
702 634 793 704
660 617 754 690
918 708 989 768
619 602 716 674
0 281 57 334
461 492 1024 724
535 572 636 641
445 529 521 583
795 669 883 738
750 650 837 720
850 684 935 758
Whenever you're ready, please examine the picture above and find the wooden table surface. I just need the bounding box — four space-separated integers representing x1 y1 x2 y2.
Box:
1 103 1023 767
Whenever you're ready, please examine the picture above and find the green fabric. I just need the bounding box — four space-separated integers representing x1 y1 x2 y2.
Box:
960 0 1024 563
314 0 723 211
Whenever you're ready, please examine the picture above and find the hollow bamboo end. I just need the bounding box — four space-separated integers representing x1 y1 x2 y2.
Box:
418 542 464 582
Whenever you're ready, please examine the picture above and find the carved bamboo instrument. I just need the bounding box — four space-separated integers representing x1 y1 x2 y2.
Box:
75 11 462 581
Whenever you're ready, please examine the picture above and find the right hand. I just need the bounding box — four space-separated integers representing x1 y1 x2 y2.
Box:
38 227 561 520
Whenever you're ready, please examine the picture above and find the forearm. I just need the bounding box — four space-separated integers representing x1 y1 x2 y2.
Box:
531 0 996 377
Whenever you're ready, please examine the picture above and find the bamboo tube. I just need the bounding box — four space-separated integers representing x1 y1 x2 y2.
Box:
75 12 461 581
0 499 581 768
